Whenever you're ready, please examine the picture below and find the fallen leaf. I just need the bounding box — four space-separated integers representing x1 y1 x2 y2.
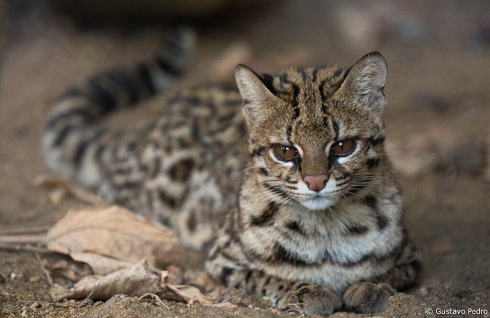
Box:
68 252 133 276
60 259 161 301
46 205 176 275
162 284 213 303
42 253 92 282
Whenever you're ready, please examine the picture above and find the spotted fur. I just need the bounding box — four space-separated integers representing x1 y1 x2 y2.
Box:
43 36 421 316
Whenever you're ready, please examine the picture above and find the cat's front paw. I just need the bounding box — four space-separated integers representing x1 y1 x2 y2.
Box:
342 282 395 314
277 284 342 317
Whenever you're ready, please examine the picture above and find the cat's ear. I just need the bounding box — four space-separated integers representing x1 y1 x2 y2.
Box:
235 64 279 123
338 52 387 111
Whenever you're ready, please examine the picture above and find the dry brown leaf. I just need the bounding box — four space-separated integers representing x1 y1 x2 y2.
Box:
45 257 92 282
46 205 176 274
69 252 134 277
158 271 235 308
161 285 236 308
163 284 213 303
60 259 161 301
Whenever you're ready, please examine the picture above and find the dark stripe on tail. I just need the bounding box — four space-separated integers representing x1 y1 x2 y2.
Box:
43 27 196 186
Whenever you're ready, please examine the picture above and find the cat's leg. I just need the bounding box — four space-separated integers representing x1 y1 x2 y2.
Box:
342 239 422 314
222 268 342 316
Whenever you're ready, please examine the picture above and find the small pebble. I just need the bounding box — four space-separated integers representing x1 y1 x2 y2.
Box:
86 298 95 306
416 286 429 297
456 289 472 299
29 276 40 283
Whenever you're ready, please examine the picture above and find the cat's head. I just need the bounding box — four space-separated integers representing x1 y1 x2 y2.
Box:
236 52 387 210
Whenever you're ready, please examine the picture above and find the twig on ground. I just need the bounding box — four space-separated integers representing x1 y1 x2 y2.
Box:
164 284 193 303
64 182 101 206
139 293 169 309
0 226 50 236
34 174 102 205
0 234 46 245
35 253 54 286
0 243 50 254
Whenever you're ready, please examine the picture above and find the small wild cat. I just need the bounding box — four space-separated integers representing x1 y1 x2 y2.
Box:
43 28 421 316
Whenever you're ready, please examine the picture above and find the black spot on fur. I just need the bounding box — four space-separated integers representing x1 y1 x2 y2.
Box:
333 68 344 78
250 202 278 226
368 137 385 147
258 168 269 176
157 214 171 227
158 190 177 208
187 210 197 232
168 158 195 182
287 221 306 235
367 158 380 169
273 243 308 266
220 267 234 285
345 224 369 235
364 195 377 208
377 215 388 230
245 271 253 283
252 146 266 157
364 195 389 230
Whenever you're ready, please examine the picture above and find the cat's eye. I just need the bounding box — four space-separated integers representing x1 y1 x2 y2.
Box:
331 139 356 156
273 145 298 161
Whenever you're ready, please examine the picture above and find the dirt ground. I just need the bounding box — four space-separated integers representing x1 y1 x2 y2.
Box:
0 0 489 317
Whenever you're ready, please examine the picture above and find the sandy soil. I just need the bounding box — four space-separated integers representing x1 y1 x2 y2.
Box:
0 0 489 317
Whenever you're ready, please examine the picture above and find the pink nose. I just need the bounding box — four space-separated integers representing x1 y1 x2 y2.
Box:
303 174 329 192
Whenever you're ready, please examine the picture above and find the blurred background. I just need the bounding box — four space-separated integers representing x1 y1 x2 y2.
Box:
0 0 489 311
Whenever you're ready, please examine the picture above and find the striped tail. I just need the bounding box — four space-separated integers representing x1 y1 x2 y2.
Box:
43 27 196 188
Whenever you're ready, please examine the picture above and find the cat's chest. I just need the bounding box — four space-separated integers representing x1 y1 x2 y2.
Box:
268 203 401 265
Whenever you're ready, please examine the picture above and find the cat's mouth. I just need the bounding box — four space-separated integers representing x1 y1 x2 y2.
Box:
299 193 337 211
